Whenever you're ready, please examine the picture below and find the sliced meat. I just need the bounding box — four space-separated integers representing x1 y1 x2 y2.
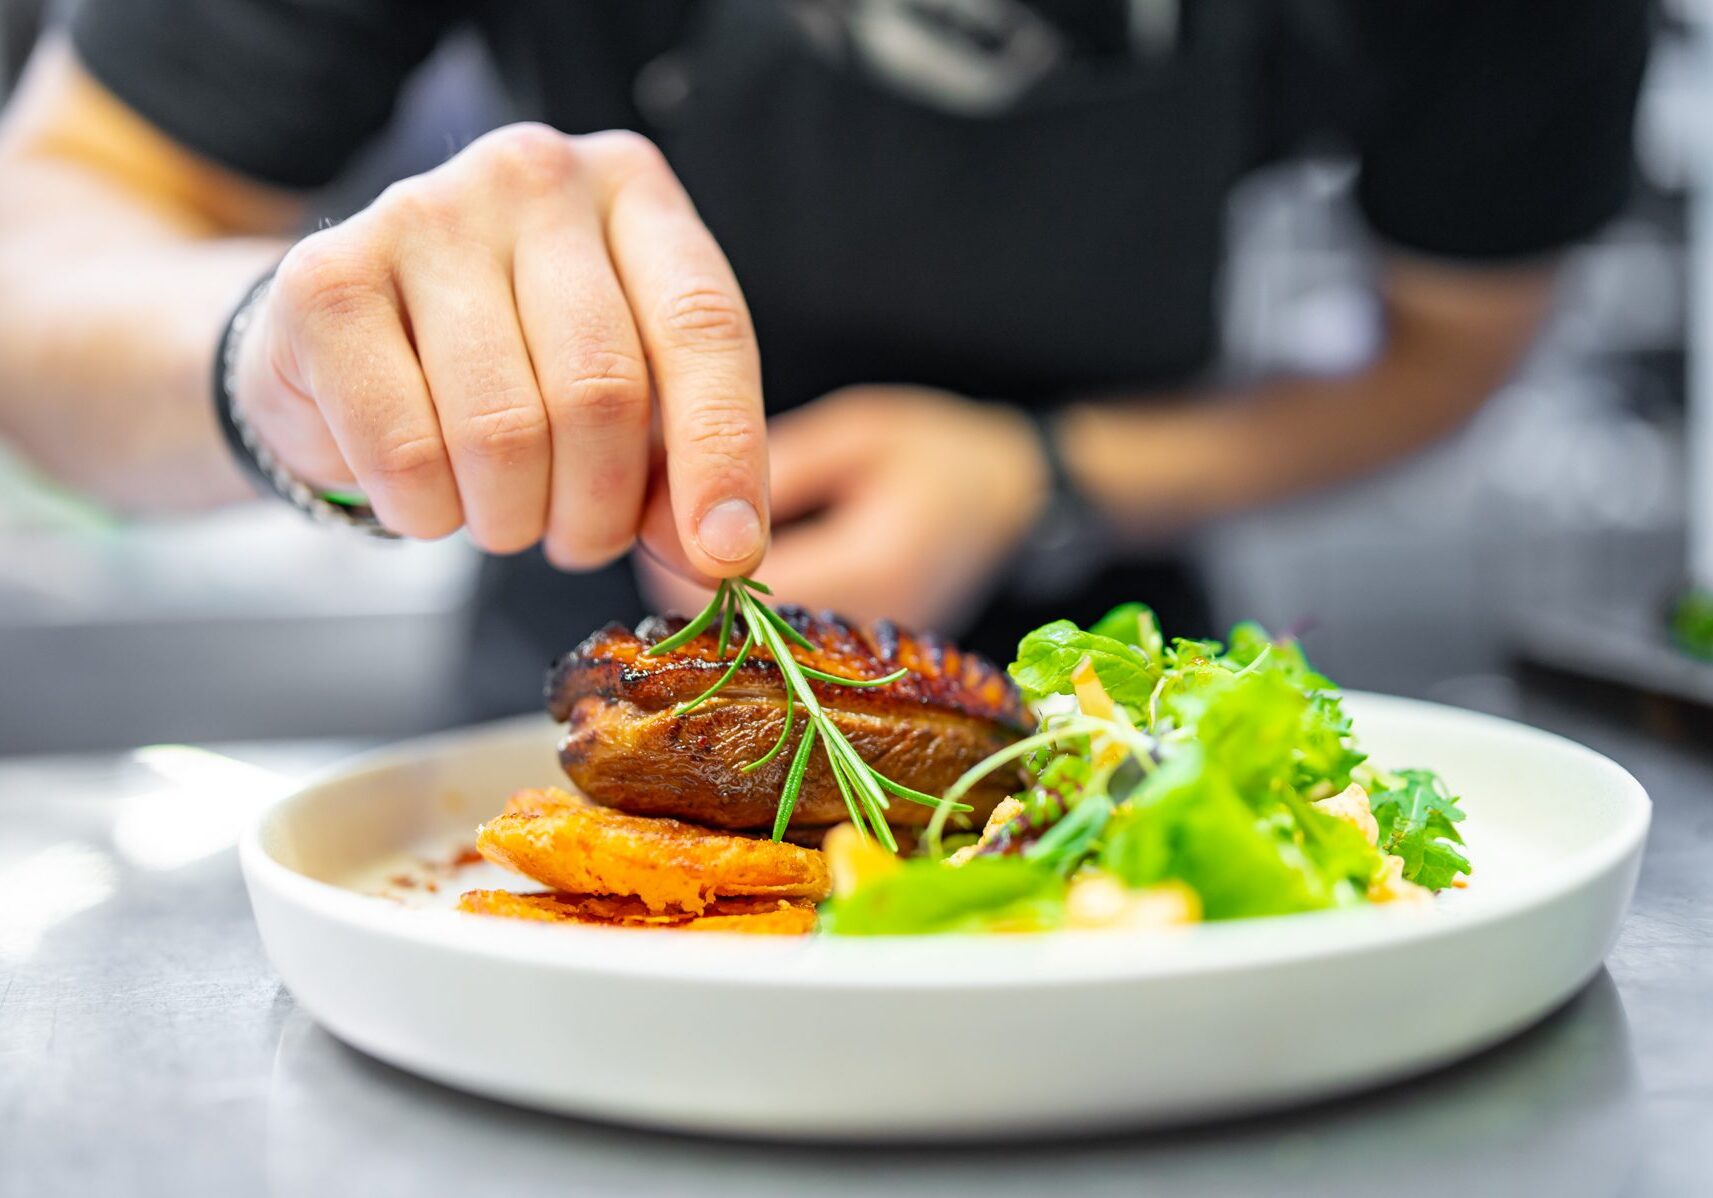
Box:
546 606 1028 831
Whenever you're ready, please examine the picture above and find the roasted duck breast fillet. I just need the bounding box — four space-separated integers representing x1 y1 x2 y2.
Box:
547 607 1028 831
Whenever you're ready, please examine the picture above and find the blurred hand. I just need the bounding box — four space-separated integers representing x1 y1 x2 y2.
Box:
232 124 767 578
639 386 1049 632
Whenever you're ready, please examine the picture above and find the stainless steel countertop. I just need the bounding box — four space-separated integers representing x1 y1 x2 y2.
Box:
2 687 1709 1197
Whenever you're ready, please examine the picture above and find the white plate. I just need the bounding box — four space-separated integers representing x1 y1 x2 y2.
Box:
241 693 1649 1140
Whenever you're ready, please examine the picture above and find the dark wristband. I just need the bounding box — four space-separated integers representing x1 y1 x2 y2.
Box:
213 268 395 537
1007 409 1113 602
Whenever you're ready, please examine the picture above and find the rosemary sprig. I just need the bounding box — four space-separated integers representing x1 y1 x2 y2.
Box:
644 578 969 849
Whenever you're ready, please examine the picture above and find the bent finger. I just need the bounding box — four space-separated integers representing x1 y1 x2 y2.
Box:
271 237 460 538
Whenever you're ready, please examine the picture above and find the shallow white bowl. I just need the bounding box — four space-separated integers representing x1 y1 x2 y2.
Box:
241 693 1649 1139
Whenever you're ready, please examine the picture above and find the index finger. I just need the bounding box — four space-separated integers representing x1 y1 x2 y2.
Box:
584 132 768 579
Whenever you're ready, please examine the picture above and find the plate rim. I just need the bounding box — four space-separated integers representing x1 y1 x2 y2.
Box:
239 691 1651 989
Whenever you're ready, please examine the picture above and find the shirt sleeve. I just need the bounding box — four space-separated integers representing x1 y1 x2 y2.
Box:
1350 0 1649 262
68 0 466 189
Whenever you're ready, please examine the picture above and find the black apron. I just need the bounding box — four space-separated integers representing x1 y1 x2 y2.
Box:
463 0 1262 720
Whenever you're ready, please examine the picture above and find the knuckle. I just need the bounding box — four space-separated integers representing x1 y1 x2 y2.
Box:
657 284 750 347
681 403 763 462
550 351 650 430
582 128 667 178
368 433 448 489
479 123 580 191
455 400 551 462
275 235 377 325
375 176 461 234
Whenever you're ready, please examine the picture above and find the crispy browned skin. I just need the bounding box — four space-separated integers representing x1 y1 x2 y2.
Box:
476 803 831 913
547 608 1027 830
458 890 817 934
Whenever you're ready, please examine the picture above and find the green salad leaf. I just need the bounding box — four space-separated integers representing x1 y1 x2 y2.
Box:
819 856 1065 935
1008 620 1159 708
1088 602 1165 661
1024 793 1115 876
1669 587 1713 661
1100 678 1382 918
1368 768 1470 890
823 602 1471 934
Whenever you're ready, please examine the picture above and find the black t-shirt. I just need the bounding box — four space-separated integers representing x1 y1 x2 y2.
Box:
69 0 1647 714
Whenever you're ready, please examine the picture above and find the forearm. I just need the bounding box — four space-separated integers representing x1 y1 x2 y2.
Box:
1059 259 1557 539
0 40 300 512
0 159 285 510
1059 366 1479 536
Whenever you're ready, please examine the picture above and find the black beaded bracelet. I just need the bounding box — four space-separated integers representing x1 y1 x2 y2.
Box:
213 269 396 538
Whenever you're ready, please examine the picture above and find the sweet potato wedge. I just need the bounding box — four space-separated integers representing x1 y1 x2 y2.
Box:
475 801 831 913
457 889 816 935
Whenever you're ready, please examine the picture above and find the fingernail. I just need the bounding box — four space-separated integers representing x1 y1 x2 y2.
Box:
697 498 762 563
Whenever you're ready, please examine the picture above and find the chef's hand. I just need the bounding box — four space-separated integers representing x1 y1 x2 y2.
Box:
232 124 767 578
639 386 1049 632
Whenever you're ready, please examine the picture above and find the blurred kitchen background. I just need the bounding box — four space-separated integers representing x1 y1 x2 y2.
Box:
2 0 1709 753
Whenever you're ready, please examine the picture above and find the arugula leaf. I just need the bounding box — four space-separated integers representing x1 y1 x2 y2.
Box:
819 857 1065 935
1297 692 1365 791
1008 620 1159 707
1368 768 1470 890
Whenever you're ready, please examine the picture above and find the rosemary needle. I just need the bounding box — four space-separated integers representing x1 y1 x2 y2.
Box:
644 579 969 846
715 589 737 657
673 629 756 715
772 721 818 840
740 684 794 774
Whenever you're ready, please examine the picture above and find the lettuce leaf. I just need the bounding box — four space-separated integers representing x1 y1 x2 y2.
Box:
1219 623 1364 790
818 857 1065 935
824 602 1456 935
1101 746 1371 918
1098 673 1384 917
1008 620 1159 707
1088 602 1165 661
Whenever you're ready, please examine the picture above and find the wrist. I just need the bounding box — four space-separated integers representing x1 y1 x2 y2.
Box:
1002 407 1114 601
214 269 393 536
1058 400 1230 538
